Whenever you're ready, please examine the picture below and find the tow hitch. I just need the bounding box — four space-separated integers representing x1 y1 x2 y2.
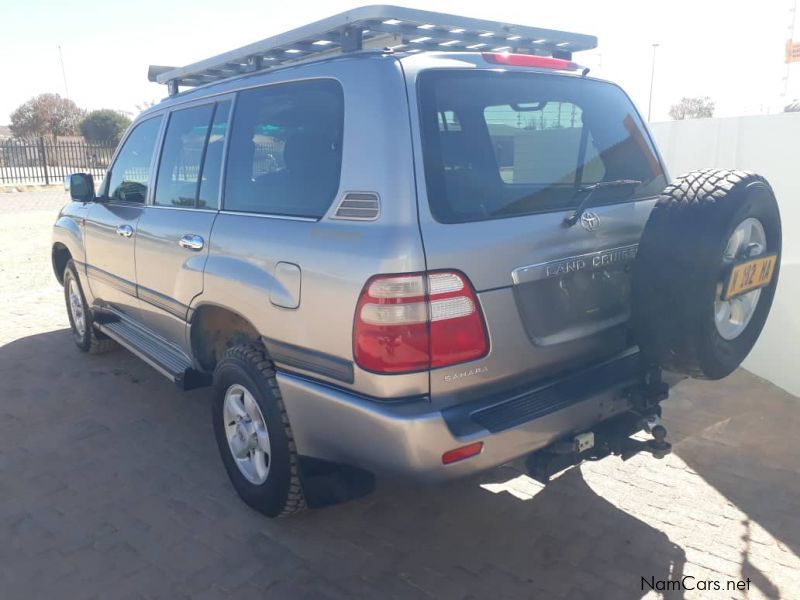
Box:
525 407 672 485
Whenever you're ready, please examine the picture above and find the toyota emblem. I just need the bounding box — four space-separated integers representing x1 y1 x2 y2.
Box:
581 211 600 232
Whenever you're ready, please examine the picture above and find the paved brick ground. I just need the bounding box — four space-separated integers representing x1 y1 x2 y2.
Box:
1 190 799 599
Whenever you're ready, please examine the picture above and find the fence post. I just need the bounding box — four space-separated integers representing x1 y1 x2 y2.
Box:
38 137 50 185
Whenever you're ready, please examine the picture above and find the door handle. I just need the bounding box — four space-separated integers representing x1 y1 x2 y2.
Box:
178 234 204 251
116 224 134 238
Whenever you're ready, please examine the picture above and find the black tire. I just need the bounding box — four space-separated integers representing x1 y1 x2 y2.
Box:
632 169 781 380
212 344 306 517
63 260 117 355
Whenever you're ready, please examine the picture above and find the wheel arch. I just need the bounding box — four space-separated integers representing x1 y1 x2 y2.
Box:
51 242 72 285
52 215 85 285
189 303 264 371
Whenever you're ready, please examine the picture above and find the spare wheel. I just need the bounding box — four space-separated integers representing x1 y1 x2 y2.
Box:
632 169 781 380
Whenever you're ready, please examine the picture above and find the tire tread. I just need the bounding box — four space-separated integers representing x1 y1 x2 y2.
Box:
632 168 779 379
64 260 118 355
220 344 307 517
658 169 771 209
88 336 118 355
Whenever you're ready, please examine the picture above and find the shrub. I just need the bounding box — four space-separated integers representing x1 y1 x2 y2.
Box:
79 110 132 144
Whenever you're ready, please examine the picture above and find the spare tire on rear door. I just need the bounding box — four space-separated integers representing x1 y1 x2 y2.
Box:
632 169 782 380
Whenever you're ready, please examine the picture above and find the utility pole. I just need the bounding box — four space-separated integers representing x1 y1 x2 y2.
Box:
648 43 660 121
58 45 70 98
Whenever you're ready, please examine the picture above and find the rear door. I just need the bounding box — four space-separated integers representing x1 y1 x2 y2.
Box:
134 99 231 350
413 68 667 404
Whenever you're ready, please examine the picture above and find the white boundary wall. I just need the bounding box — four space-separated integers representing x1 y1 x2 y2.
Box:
650 113 800 396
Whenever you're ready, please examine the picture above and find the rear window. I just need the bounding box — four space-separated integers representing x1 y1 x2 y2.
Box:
418 70 666 223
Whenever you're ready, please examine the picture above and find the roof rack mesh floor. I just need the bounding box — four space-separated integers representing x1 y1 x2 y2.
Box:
148 5 597 95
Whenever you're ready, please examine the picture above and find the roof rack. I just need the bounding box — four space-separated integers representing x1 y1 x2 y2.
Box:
148 5 597 96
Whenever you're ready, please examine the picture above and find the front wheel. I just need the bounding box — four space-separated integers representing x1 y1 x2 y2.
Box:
63 260 117 354
212 344 306 517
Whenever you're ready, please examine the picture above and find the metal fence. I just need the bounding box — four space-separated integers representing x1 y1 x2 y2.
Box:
0 138 116 185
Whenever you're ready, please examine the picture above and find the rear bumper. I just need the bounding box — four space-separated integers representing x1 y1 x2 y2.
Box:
279 350 665 481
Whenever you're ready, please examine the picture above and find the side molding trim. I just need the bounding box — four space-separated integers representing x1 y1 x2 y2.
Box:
262 337 355 384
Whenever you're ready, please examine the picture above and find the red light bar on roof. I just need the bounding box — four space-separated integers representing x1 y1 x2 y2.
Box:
482 52 580 71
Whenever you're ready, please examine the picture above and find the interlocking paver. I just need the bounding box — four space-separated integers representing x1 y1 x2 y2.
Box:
1 189 799 598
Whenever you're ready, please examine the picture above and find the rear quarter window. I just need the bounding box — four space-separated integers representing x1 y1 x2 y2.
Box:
223 79 344 218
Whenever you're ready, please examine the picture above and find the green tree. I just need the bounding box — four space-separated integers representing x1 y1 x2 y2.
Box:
9 93 85 138
79 109 132 144
668 96 715 120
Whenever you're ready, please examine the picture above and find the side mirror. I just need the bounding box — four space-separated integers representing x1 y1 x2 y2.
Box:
65 173 96 203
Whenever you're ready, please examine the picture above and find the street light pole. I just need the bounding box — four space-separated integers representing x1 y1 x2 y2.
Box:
648 43 660 121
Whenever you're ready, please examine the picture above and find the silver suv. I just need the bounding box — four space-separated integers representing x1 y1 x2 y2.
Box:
53 7 782 517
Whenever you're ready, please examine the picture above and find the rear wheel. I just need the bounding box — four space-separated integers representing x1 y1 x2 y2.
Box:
212 344 306 517
632 169 781 379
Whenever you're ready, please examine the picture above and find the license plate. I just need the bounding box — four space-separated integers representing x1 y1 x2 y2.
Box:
723 254 777 300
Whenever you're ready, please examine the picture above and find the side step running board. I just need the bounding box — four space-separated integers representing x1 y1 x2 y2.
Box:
96 320 211 391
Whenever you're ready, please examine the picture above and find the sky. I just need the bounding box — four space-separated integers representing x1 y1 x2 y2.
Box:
1 0 798 125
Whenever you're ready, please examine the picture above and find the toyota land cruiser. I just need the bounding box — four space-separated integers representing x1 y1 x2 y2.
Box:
52 6 782 517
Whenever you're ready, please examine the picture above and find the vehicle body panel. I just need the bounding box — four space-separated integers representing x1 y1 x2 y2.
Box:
132 95 233 352
83 202 144 316
52 204 89 269
52 203 94 303
192 56 429 398
135 206 217 352
279 349 645 480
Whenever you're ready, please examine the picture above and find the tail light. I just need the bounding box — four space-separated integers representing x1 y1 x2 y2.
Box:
354 271 489 373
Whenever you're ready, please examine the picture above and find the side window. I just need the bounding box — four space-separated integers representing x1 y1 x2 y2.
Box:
154 105 214 208
224 79 344 218
107 117 162 203
197 101 230 209
483 102 604 185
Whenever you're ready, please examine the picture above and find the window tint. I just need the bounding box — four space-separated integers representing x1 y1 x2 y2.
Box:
107 117 162 203
198 101 230 210
484 102 604 184
224 79 344 218
154 105 214 208
437 110 462 131
419 71 666 223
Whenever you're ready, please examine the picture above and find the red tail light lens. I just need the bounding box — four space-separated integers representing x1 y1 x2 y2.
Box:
354 271 489 373
482 52 579 71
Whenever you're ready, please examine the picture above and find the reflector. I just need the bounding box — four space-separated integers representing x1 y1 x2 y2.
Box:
442 442 484 464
